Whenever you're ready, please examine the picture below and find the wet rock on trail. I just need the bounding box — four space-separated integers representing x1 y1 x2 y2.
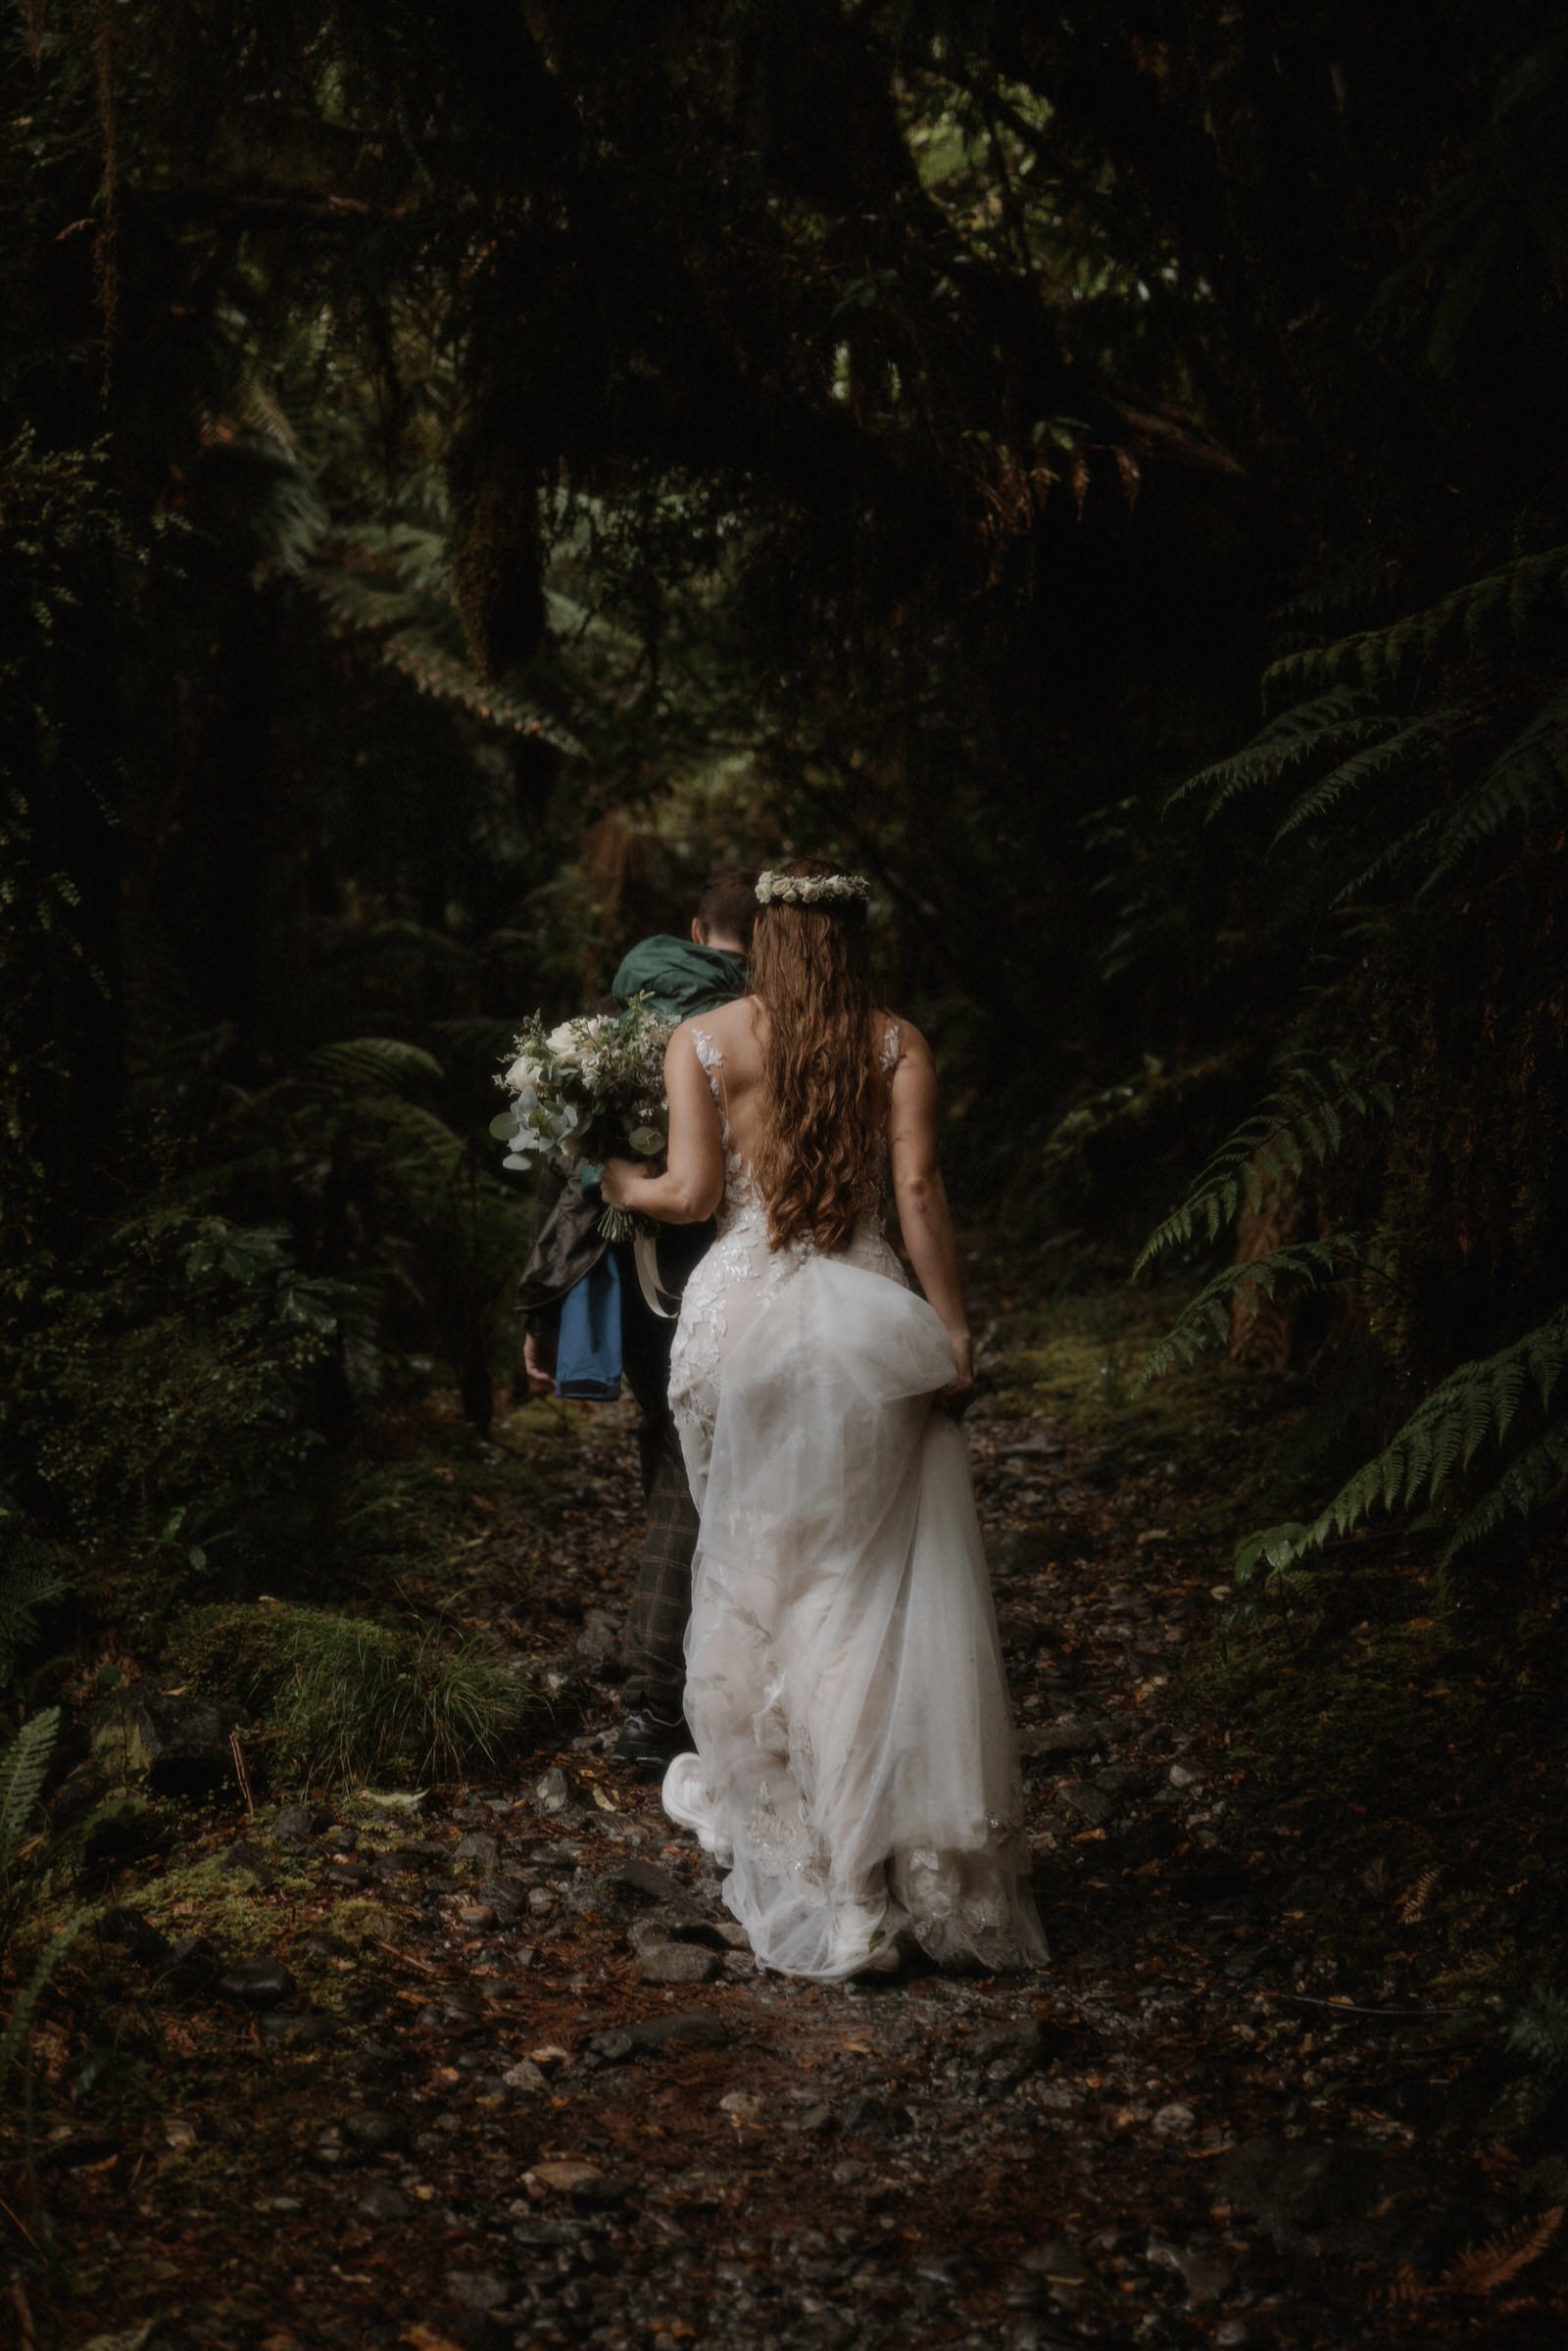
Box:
97 1679 245 1800
216 1957 297 2009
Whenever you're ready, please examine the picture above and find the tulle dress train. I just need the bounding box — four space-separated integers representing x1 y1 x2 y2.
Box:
661 1025 1047 1982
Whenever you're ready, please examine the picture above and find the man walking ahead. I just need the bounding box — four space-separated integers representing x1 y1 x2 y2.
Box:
515 869 756 1768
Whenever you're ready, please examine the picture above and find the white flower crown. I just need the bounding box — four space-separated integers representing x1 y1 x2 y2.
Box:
755 869 871 907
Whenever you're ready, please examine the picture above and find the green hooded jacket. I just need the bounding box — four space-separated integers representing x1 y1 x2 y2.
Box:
612 934 749 1020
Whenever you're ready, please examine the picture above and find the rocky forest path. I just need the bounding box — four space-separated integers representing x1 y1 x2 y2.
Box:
25 1261 1552 2351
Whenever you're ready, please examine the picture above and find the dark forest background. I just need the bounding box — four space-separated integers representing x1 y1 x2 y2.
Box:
5 0 1568 2202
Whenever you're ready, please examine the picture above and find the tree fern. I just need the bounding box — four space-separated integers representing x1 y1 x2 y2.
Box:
1261 546 1568 709
1132 1236 1378 1393
1239 1308 1568 1575
1271 706 1465 847
309 525 583 750
1163 687 1389 823
1134 1056 1394 1275
1444 1419 1568 1558
1420 684 1568 894
354 1095 472 1180
304 1037 445 1096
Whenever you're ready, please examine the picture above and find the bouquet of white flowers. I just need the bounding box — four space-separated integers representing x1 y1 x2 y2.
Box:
491 993 673 1241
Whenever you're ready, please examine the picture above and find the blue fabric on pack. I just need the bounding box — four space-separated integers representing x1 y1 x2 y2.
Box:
554 1249 623 1399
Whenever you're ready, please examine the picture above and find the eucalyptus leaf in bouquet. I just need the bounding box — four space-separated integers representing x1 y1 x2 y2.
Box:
492 994 673 1240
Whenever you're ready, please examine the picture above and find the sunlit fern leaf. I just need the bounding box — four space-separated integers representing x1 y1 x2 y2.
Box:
0 1707 58 1878
1396 1868 1440 1927
370 625 585 751
305 1039 445 1095
1421 685 1568 896
1233 1519 1312 1591
1134 1058 1394 1275
1261 547 1568 710
1271 707 1465 847
1163 687 1388 821
1131 1236 1371 1393
1438 2205 1563 2297
309 527 584 753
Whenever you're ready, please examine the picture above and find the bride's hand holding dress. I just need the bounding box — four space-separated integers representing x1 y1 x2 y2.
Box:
602 991 1044 1983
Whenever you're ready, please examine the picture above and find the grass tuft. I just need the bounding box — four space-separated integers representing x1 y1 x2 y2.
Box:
165 1601 540 1790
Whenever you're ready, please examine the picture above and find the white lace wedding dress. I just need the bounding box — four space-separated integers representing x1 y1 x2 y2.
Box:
662 1022 1047 1981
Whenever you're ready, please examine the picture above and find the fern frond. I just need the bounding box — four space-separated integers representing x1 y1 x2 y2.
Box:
1438 2205 1563 2297
0 1908 87 2087
0 1538 74 1687
1132 1235 1374 1392
0 1708 59 1877
1396 1868 1440 1926
1134 1057 1394 1274
1504 1989 1568 2077
1239 1308 1568 1573
1271 707 1464 846
353 1095 470 1178
370 623 585 750
1333 811 1443 904
196 426 327 574
428 1015 521 1060
1261 546 1568 708
309 529 584 752
1165 687 1387 821
304 1039 445 1095
1421 685 1568 894
1443 1420 1568 1559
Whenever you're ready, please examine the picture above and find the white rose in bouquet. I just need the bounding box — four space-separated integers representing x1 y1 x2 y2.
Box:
492 993 673 1238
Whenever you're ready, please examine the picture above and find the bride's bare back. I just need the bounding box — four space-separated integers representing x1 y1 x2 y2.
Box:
603 990 973 1407
670 991 903 1176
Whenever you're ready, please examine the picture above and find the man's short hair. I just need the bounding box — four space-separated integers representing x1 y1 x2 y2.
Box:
697 867 760 948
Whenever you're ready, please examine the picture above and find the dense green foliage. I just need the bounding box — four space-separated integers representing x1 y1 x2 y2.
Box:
2 2 1565 1795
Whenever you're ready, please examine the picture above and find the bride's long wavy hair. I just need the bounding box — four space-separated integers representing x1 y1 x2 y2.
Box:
749 857 884 1254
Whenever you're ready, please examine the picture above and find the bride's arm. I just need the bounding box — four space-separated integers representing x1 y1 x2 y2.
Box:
601 1026 725 1226
887 1025 974 1411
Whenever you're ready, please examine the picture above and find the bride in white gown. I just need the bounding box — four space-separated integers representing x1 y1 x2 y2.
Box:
602 860 1046 1982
